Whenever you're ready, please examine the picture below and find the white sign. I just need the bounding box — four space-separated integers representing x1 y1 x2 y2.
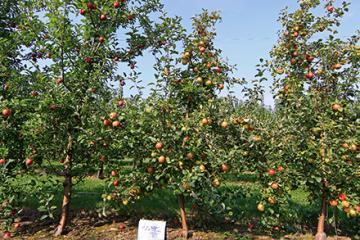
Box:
137 219 166 240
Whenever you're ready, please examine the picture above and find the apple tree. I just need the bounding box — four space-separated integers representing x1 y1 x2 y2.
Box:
102 10 245 237
16 0 164 236
264 0 359 238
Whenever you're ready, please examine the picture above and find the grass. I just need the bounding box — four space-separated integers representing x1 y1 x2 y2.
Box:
6 170 360 239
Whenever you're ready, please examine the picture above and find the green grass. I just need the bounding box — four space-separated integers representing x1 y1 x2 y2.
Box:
8 171 360 238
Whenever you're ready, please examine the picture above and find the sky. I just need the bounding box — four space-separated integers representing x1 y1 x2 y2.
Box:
123 0 360 108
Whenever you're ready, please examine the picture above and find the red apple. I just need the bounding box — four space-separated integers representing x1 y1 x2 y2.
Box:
112 121 121 128
329 199 338 207
103 119 112 127
155 142 163 150
31 91 38 97
113 180 119 187
80 9 86 15
2 108 11 118
3 231 11 239
158 155 166 164
331 103 341 112
221 163 230 173
305 71 315 79
0 159 5 165
327 5 334 12
87 2 96 10
99 36 105 43
25 158 33 166
84 57 92 63
350 143 358 152
338 193 347 201
217 83 224 90
127 14 134 21
119 223 126 231
293 32 299 37
100 14 107 21
268 169 276 176
111 170 118 177
277 166 284 172
109 112 117 120
114 1 121 8
117 100 125 108
356 205 360 212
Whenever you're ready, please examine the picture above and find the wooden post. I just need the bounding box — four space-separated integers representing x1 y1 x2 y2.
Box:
178 194 188 239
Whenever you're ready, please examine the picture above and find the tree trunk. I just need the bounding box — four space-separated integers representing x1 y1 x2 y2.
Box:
315 190 327 240
97 162 104 179
315 128 327 240
178 194 188 239
54 135 73 236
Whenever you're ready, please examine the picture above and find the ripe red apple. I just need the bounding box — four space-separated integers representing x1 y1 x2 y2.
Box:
87 2 96 10
155 142 163 150
80 9 86 15
2 108 11 118
331 103 341 112
0 159 5 165
3 231 11 239
84 57 92 63
306 54 314 62
127 14 134 21
109 112 117 120
277 166 284 172
268 169 276 176
114 1 121 8
100 14 107 21
356 205 360 212
217 83 224 90
103 119 112 127
305 71 315 79
158 155 166 164
99 36 105 43
221 163 230 173
338 193 347 201
119 223 126 231
327 5 334 12
31 91 38 97
293 32 299 37
329 199 338 207
112 121 121 128
341 143 349 149
215 67 222 73
111 170 118 177
25 158 33 166
113 180 119 187
117 100 125 108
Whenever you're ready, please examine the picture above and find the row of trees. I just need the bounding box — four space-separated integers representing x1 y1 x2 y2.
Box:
1 0 359 239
